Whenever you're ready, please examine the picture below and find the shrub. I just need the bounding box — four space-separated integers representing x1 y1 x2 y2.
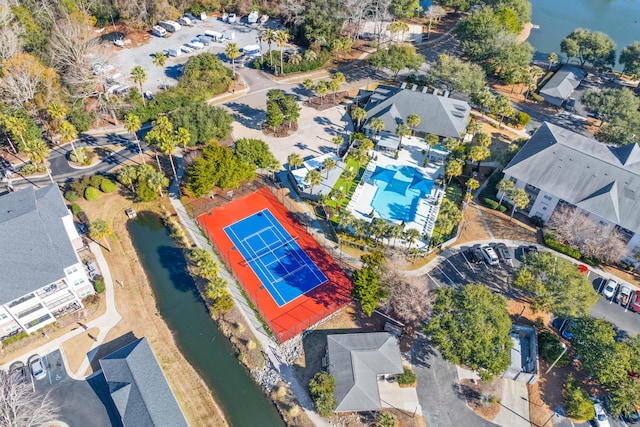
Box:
70 175 91 196
308 372 337 418
64 191 79 202
20 163 37 175
376 412 399 427
259 50 331 75
136 180 157 202
516 111 531 127
71 204 82 215
89 175 102 188
100 178 117 193
531 93 544 103
397 367 416 385
68 105 94 132
544 233 582 259
69 147 86 163
85 186 100 201
1 331 28 347
484 198 499 210
530 215 545 228
94 276 105 293
538 330 569 367
565 375 595 420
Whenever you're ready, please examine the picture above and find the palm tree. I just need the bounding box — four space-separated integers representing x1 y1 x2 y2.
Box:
145 169 169 198
322 157 336 178
261 29 275 65
351 107 367 130
175 127 191 150
130 66 147 103
341 170 356 193
332 135 343 156
369 117 384 138
23 137 53 183
331 38 343 61
288 51 302 65
468 145 491 171
287 152 303 170
509 188 530 220
466 178 480 192
6 116 27 149
152 51 168 89
145 116 174 173
388 223 404 247
359 138 374 152
274 30 290 75
315 81 328 107
547 52 558 71
303 49 317 62
352 219 368 240
225 42 240 89
305 169 323 195
90 219 112 252
159 134 179 182
467 120 482 137
445 159 463 184
302 78 315 101
496 179 515 209
47 102 67 133
396 124 411 146
370 218 388 246
425 134 439 162
117 165 138 193
403 228 422 251
336 209 355 230
124 113 145 163
59 121 81 163
407 114 420 136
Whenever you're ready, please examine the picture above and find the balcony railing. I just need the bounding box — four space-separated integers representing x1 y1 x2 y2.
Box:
7 293 36 309
45 293 76 310
37 281 68 298
16 303 44 319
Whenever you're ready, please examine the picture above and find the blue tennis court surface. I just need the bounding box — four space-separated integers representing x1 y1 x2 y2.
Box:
224 209 328 306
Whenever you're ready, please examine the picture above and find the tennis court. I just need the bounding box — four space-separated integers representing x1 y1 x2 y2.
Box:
224 209 328 307
198 188 352 343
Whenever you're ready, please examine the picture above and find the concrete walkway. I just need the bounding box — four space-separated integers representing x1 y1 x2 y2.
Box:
0 242 122 381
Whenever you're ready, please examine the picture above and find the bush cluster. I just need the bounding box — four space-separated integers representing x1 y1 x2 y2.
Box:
257 50 331 75
565 375 595 420
84 186 100 201
544 233 582 259
308 372 337 418
538 330 569 367
94 276 105 293
483 198 507 213
397 367 416 385
1 331 28 347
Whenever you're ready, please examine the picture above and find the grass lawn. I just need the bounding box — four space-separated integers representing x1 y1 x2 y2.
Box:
323 158 366 221
431 181 464 245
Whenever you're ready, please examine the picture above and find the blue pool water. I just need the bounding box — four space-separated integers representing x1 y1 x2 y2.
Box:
370 166 434 222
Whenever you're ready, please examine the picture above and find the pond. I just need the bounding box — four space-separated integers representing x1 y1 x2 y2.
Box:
128 212 285 427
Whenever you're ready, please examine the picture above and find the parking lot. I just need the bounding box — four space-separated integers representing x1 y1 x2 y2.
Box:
107 15 279 94
11 350 112 426
424 244 640 337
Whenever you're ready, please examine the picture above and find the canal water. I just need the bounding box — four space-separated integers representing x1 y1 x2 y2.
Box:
529 0 640 66
128 212 285 427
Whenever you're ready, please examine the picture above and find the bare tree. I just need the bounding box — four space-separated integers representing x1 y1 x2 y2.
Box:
342 0 372 40
0 53 60 112
382 273 433 323
0 1 23 61
0 371 59 426
546 205 628 264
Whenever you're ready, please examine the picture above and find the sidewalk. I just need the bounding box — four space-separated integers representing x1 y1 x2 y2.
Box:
0 242 122 380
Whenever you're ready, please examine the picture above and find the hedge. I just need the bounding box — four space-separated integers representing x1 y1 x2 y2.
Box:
1 331 28 347
64 191 79 202
483 198 507 213
544 233 582 259
71 204 82 215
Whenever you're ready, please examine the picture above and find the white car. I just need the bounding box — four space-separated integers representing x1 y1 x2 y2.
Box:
593 402 610 427
228 13 237 23
29 355 47 381
602 279 618 299
480 245 499 266
180 45 193 54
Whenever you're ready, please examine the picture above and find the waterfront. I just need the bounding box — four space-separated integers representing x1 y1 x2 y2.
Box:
529 0 640 65
129 212 285 427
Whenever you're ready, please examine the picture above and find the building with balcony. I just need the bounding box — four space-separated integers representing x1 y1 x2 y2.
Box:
0 185 93 338
502 122 640 264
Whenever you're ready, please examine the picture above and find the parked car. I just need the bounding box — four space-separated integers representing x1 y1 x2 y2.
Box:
594 401 611 427
523 245 539 256
567 97 576 110
9 361 27 383
186 41 204 50
228 13 237 23
618 285 633 306
466 246 483 264
180 45 193 54
561 319 575 340
151 25 166 37
86 261 97 272
631 291 640 313
602 279 618 299
495 243 512 262
28 355 46 380
481 245 500 266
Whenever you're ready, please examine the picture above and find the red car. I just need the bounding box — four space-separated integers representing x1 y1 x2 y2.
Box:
630 290 640 313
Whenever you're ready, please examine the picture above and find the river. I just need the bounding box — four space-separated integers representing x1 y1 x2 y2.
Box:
128 212 285 427
528 0 640 66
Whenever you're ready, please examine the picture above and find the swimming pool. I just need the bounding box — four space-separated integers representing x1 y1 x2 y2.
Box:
370 165 434 222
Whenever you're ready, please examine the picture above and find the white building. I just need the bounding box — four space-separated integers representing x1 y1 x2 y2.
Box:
503 122 640 264
0 185 93 337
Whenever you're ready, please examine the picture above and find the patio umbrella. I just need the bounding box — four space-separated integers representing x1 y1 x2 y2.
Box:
409 174 434 194
371 167 396 183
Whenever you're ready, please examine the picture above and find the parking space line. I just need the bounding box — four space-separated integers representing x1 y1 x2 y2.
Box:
459 251 475 273
437 266 456 286
446 258 464 279
425 271 441 288
46 354 52 385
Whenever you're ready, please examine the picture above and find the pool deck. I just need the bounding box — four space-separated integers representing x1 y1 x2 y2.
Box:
346 136 445 247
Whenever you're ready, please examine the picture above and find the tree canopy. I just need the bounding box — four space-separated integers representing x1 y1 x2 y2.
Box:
186 143 255 197
513 251 598 317
351 250 387 316
620 41 640 78
425 284 512 381
234 138 280 171
582 87 640 145
560 28 617 68
430 54 486 97
368 44 424 78
169 103 234 146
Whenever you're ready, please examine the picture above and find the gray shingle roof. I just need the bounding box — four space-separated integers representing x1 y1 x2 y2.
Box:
327 332 404 413
539 65 586 101
504 122 640 232
99 337 188 427
0 185 79 303
363 85 470 138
